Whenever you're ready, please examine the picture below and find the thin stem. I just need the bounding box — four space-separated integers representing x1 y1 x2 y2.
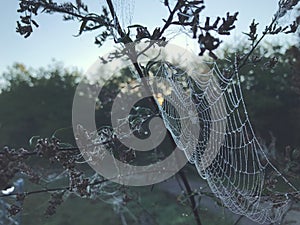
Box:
0 178 109 198
39 1 109 26
233 214 244 225
238 17 278 70
120 212 128 225
105 0 132 43
159 0 182 37
105 0 156 105
178 170 202 225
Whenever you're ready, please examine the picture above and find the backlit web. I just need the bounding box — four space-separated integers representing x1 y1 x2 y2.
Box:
146 58 299 224
82 55 299 223
111 0 135 38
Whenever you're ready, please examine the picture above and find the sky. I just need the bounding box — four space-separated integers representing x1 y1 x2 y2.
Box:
0 0 297 75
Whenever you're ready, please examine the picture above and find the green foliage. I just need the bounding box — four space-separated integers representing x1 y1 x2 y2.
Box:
232 45 300 149
247 58 298 147
0 63 80 148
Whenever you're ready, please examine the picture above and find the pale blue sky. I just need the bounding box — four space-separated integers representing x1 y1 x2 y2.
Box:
0 0 296 75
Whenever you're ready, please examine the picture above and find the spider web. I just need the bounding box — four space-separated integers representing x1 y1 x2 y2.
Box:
111 0 135 35
146 59 299 224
